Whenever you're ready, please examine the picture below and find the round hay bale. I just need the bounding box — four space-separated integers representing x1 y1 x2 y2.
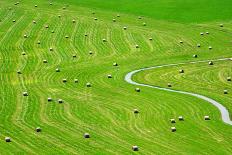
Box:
56 68 60 72
74 79 78 83
35 127 41 132
149 38 153 41
102 38 107 42
135 44 139 48
17 70 22 74
51 30 55 33
45 25 49 28
107 74 112 78
5 137 11 142
58 15 61 18
179 40 183 44
134 109 139 114
112 19 116 22
208 46 212 50
197 44 201 47
178 116 184 121
72 19 76 23
200 32 204 35
73 54 77 58
135 88 140 92
113 62 118 66
12 20 16 23
49 48 53 51
208 61 213 65
22 52 26 55
63 7 66 10
65 35 69 38
170 119 176 123
23 92 28 96
227 77 231 81
179 69 184 73
143 22 146 26
35 5 38 7
206 32 209 35
171 127 176 132
50 3 53 5
84 133 90 138
92 12 95 14
33 20 36 24
94 18 98 21
47 97 52 102
220 24 224 27
224 90 228 94
167 83 172 87
193 54 198 58
86 82 91 87
24 34 28 38
138 16 142 19
204 116 210 120
89 51 93 55
117 14 120 17
62 79 67 83
58 99 63 103
132 146 139 151
84 34 88 37
37 41 41 44
43 60 48 63
123 26 127 30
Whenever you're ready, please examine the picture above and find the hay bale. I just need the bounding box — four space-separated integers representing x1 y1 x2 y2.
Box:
17 70 22 74
72 19 76 23
167 83 172 87
193 54 198 58
123 26 127 30
33 20 36 24
22 52 26 55
143 22 146 26
50 3 53 5
200 32 204 35
135 45 139 48
179 69 184 73
43 60 48 63
63 7 66 10
84 34 88 37
171 127 176 132
73 54 77 58
13 20 16 22
113 19 116 22
220 24 224 27
138 16 142 19
23 92 28 96
113 62 118 66
107 74 112 78
56 68 60 72
170 119 176 123
227 77 231 81
49 48 53 51
58 99 63 103
224 90 228 94
89 51 93 55
102 38 107 42
132 146 139 151
62 79 67 83
84 133 90 138
197 44 201 47
135 88 140 92
5 137 11 142
35 127 41 132
117 14 120 17
134 109 139 114
86 82 91 87
204 116 210 120
65 35 69 38
58 15 61 18
208 61 213 65
94 18 98 21
51 30 55 33
206 32 209 35
208 46 212 50
47 98 52 102
45 25 49 28
149 38 153 41
24 34 28 38
179 41 183 44
37 41 41 44
35 5 38 7
178 116 184 121
74 79 78 83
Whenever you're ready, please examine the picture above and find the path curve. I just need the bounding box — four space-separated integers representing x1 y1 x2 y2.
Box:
125 58 232 125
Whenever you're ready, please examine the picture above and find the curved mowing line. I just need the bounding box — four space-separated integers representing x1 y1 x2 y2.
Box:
125 58 232 125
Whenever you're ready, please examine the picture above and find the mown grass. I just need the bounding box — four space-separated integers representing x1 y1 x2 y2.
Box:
0 0 232 154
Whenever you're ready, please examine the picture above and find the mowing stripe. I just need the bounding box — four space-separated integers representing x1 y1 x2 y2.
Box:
125 57 232 125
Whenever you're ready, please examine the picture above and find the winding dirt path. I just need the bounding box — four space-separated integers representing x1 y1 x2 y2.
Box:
125 57 232 125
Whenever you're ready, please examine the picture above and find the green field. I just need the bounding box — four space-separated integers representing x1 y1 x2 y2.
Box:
0 0 232 154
